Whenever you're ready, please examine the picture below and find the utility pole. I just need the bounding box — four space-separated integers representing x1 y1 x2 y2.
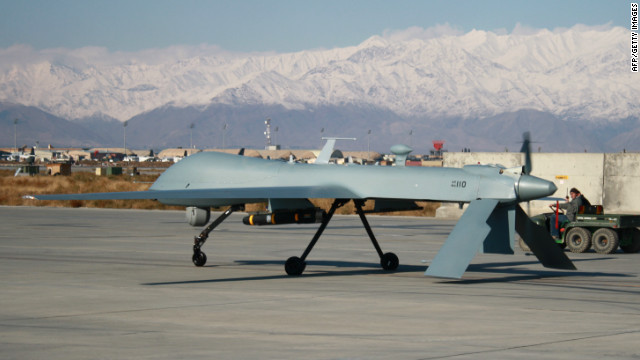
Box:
222 123 227 149
123 121 128 156
367 129 371 161
190 123 194 149
274 126 278 147
13 118 18 152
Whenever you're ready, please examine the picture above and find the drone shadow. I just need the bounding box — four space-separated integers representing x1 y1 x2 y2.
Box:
143 256 629 287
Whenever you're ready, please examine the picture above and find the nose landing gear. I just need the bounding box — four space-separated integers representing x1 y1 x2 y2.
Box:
192 205 243 267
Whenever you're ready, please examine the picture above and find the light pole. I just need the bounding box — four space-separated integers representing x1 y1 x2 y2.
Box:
123 121 128 156
190 123 194 149
274 126 278 147
367 129 371 161
222 123 227 149
13 118 18 152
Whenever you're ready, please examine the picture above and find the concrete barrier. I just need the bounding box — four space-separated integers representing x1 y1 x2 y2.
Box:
436 152 638 218
603 153 640 213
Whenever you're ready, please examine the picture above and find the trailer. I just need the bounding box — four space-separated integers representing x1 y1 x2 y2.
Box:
523 206 640 254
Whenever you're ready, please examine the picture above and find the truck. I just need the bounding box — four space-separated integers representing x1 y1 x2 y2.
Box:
521 205 640 254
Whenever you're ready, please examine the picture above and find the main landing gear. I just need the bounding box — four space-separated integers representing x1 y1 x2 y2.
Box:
192 199 399 276
284 199 399 276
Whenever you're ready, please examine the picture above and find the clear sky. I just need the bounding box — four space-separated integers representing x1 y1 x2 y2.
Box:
0 0 632 53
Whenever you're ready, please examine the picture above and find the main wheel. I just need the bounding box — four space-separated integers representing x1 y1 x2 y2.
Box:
380 252 399 271
621 228 640 253
285 256 306 276
592 228 619 254
192 251 207 266
566 227 592 253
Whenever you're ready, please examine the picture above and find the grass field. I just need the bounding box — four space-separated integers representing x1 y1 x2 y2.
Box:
1 169 440 216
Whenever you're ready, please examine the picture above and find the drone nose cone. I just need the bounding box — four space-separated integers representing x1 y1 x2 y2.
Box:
517 174 557 201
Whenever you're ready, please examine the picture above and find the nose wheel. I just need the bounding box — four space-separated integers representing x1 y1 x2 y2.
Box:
192 250 207 267
191 205 242 267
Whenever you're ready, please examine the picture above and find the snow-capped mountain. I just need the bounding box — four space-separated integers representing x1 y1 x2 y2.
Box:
0 25 635 123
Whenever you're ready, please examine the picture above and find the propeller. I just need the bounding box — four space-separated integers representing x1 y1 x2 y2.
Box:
515 132 575 270
519 131 532 175
520 132 532 216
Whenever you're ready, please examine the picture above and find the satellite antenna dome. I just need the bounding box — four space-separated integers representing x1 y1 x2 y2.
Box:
390 144 412 156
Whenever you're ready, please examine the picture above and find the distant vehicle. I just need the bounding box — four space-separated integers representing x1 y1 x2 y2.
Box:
50 152 73 164
522 206 640 254
92 151 125 162
20 152 35 163
161 156 183 163
138 155 156 162
123 155 139 162
138 150 156 162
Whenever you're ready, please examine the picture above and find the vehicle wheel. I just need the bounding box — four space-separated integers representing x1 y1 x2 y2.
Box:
192 251 207 266
621 228 640 253
592 228 619 254
566 227 592 253
380 252 399 270
285 256 306 276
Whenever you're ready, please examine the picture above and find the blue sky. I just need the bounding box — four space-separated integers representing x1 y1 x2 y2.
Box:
0 0 631 53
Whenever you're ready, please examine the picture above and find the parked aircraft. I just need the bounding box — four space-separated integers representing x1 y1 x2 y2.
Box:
26 133 574 279
315 137 356 164
8 147 35 163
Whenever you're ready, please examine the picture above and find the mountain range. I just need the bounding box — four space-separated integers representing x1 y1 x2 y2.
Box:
0 25 638 153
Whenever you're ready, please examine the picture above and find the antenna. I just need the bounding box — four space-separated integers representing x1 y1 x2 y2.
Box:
264 118 272 149
264 118 280 150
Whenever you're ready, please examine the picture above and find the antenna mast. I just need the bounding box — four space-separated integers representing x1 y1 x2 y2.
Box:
264 118 272 149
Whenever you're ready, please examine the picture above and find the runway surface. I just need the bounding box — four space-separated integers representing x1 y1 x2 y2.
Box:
1 206 639 360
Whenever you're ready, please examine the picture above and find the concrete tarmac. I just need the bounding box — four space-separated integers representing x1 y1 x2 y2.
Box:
1 206 639 360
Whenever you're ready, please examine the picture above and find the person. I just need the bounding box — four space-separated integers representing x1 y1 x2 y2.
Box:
549 188 590 238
